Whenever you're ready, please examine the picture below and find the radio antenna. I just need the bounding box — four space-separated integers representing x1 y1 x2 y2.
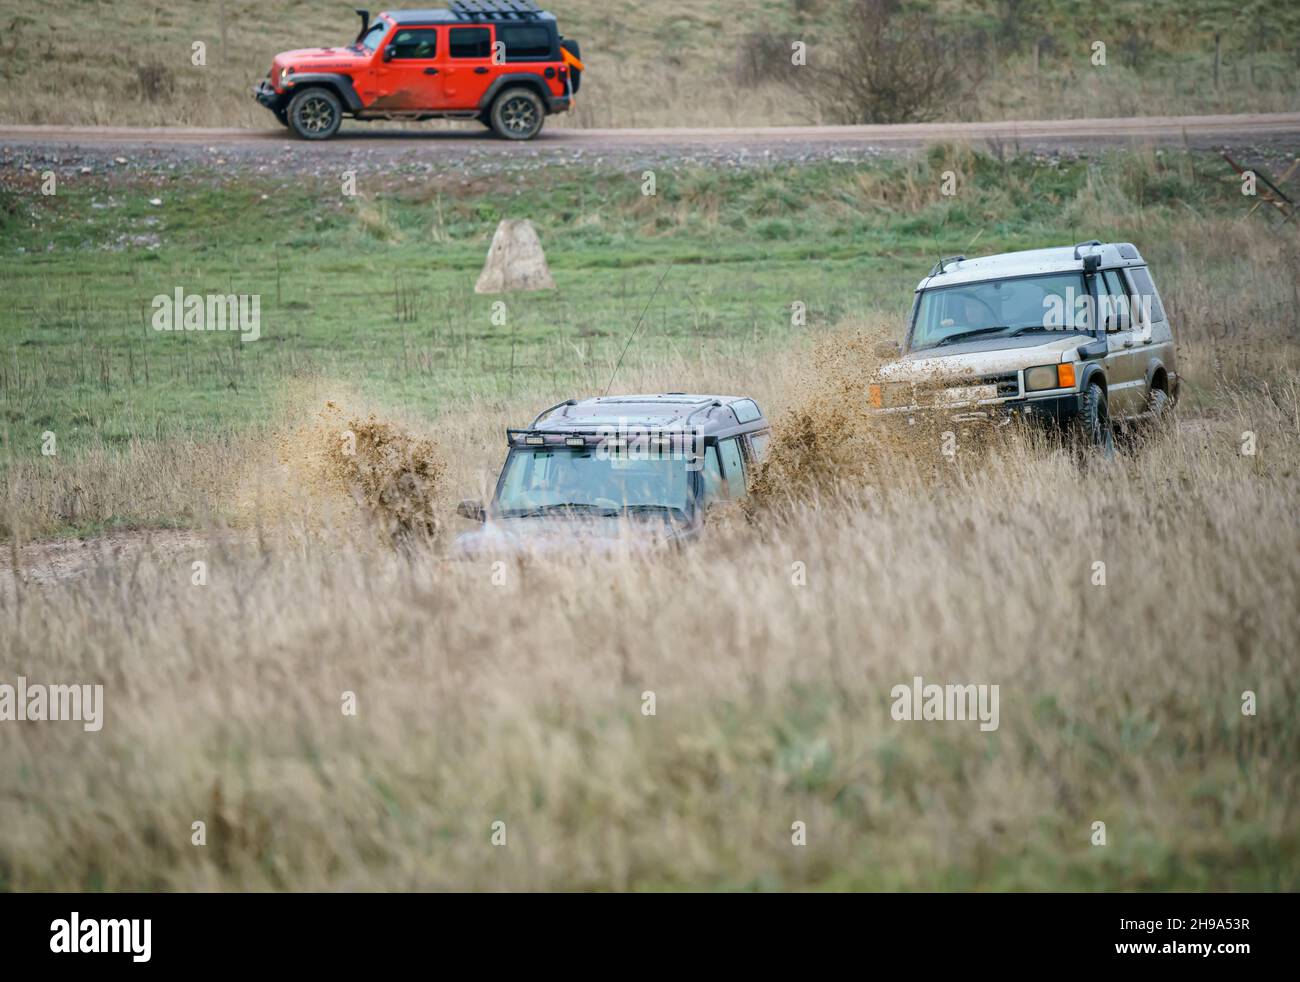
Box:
603 263 672 397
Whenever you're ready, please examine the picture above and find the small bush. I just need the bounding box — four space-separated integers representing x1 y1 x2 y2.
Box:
801 0 988 124
734 31 802 88
135 61 174 103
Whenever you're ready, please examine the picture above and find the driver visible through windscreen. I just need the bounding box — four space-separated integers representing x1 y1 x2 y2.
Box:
496 447 692 518
910 272 1093 351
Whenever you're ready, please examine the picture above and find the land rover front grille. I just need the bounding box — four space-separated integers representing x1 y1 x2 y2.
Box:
987 372 1020 398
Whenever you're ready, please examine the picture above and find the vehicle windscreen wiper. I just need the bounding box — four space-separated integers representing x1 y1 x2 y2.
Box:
621 504 685 520
508 503 618 518
935 326 1011 347
1008 325 1087 337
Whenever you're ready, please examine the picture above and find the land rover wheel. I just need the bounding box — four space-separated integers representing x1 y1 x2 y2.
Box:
288 88 342 140
490 88 545 140
1147 386 1171 424
1079 381 1115 457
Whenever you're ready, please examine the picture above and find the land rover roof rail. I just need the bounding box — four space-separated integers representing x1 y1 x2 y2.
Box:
530 398 576 426
684 399 724 427
449 0 543 21
929 255 966 277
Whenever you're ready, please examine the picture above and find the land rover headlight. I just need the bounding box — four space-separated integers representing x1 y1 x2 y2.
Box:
1024 363 1076 392
868 381 913 408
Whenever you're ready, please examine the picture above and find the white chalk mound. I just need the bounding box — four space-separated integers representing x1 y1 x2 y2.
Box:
474 219 556 294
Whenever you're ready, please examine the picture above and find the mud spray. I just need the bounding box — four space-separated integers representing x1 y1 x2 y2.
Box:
236 390 447 547
747 320 1033 512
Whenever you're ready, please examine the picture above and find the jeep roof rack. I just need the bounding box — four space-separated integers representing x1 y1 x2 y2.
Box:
449 0 542 21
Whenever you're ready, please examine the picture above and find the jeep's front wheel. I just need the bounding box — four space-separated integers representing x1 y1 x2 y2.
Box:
1079 381 1115 457
490 88 545 140
288 88 342 140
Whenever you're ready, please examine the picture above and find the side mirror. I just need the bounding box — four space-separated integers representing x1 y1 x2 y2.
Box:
383 45 396 62
457 499 485 522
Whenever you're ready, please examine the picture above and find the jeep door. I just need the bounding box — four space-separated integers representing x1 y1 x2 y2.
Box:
439 25 496 110
370 26 444 110
1123 265 1177 404
1097 267 1145 418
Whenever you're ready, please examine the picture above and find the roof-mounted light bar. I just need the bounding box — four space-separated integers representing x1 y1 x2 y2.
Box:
506 427 705 451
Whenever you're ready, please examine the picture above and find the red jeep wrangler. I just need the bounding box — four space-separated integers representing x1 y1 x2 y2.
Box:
254 2 583 141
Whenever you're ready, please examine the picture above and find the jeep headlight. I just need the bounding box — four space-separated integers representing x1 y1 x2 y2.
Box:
868 381 913 408
1024 363 1076 392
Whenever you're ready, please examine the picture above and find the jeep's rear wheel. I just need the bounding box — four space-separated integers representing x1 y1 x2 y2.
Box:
288 87 342 140
1079 381 1115 457
490 88 545 140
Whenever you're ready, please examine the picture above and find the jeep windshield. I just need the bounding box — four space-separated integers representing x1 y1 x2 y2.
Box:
495 447 693 520
909 272 1093 352
355 21 388 52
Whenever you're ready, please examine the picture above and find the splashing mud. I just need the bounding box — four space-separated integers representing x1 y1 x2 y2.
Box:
237 394 447 545
748 321 1027 510
331 410 446 543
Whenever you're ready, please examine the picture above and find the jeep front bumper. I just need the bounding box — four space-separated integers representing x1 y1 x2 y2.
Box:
253 79 285 110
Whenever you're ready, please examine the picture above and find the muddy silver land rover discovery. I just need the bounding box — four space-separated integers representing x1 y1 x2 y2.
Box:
869 241 1179 451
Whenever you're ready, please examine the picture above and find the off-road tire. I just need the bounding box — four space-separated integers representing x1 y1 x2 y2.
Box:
489 87 545 141
288 87 343 141
1147 386 1171 424
1079 381 1115 457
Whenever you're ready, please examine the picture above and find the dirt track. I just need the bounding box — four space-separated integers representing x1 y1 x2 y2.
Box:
2 112 1300 160
4 112 1300 150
